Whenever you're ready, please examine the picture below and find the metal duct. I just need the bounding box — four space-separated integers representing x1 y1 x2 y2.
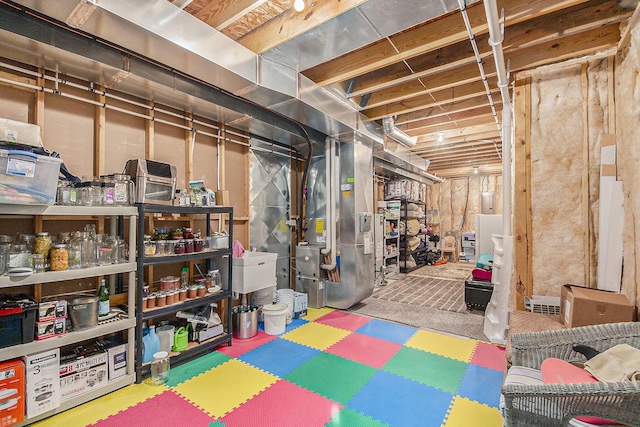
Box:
382 117 418 148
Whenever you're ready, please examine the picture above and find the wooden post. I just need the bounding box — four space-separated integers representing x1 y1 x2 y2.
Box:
513 75 532 310
581 63 591 287
145 100 155 160
94 84 106 177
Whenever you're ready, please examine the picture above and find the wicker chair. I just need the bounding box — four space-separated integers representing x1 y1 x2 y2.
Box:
502 322 640 427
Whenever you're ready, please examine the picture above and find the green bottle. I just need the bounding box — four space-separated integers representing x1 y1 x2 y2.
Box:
98 279 110 316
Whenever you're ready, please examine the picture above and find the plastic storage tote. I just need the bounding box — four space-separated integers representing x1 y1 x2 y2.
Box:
0 149 62 205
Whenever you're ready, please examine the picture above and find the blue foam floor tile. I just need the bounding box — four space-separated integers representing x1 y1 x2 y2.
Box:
348 370 453 427
456 364 504 408
354 319 417 345
238 338 320 377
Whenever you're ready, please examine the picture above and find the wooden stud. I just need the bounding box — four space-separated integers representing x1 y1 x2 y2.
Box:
513 75 532 310
94 84 106 177
145 100 154 160
34 67 45 138
581 63 591 287
185 112 194 184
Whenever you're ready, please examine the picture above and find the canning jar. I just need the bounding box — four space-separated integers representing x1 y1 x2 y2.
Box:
169 228 183 240
101 176 115 206
50 244 69 271
113 174 134 206
174 240 185 255
155 240 167 256
143 235 156 256
152 229 168 241
85 179 103 206
184 239 194 254
98 246 113 266
182 228 193 240
193 238 204 252
34 232 52 256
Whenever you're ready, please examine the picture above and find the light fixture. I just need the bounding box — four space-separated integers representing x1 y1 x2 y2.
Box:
473 166 479 174
294 0 305 12
65 0 98 28
437 132 444 142
382 117 417 148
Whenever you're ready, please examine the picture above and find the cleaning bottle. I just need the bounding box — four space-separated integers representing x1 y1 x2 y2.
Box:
142 325 160 363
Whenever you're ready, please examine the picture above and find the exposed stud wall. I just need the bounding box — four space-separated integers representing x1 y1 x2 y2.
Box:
616 22 640 310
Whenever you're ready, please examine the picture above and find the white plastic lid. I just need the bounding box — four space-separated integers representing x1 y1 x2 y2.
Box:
153 351 169 360
262 303 288 313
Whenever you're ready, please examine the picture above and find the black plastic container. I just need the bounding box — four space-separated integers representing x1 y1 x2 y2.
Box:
0 294 38 348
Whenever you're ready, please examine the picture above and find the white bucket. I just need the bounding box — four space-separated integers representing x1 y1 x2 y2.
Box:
252 286 276 322
262 303 288 335
276 289 294 324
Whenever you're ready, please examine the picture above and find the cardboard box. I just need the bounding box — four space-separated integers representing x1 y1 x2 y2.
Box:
293 291 308 318
59 350 108 402
37 301 56 322
0 359 25 427
22 348 60 418
107 344 127 381
560 285 634 328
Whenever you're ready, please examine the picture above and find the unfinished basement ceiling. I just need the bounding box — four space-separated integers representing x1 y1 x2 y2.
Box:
180 0 636 178
0 0 637 179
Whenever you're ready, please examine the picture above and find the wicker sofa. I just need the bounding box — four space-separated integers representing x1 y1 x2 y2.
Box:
502 322 640 427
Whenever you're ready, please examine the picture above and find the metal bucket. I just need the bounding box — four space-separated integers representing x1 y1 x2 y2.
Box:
232 308 258 339
69 296 98 331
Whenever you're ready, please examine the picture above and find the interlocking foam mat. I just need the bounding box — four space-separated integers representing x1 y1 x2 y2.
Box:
33 308 505 427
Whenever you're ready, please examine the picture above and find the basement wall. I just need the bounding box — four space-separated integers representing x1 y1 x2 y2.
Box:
616 18 640 309
426 174 503 239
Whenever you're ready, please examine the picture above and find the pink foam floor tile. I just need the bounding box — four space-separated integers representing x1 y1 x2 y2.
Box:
326 333 402 369
217 331 277 358
220 379 341 427
91 390 214 427
470 342 506 372
314 311 372 331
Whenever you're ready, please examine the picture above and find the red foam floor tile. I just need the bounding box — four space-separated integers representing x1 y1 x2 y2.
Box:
470 342 506 372
92 390 214 427
220 379 341 427
314 310 372 331
326 332 402 369
217 331 277 358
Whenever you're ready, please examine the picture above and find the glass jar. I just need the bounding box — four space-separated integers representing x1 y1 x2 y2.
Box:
9 244 32 269
33 253 46 273
146 293 156 309
174 240 185 255
19 234 34 253
207 269 221 289
34 232 52 256
155 292 166 307
150 351 170 386
184 239 194 254
84 179 103 206
50 244 69 271
169 228 183 240
67 231 83 269
143 235 156 256
155 240 167 256
143 284 150 298
101 176 115 206
98 246 113 266
114 236 128 263
166 240 176 255
113 174 134 206
182 228 193 240
193 238 204 252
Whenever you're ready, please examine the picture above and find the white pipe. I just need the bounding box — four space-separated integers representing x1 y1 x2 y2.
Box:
322 137 332 256
483 0 512 235
321 137 337 270
330 138 337 265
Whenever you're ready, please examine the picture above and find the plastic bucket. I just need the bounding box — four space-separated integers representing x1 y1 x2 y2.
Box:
262 303 288 335
232 308 258 339
156 325 174 353
276 289 294 324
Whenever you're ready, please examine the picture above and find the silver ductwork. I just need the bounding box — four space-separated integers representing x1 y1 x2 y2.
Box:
1 0 444 180
382 117 418 148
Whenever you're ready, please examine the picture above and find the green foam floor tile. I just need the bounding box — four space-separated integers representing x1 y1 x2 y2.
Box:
165 351 232 387
327 408 390 427
285 352 377 404
383 347 468 393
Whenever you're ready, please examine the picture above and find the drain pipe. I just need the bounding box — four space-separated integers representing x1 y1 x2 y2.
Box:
483 0 513 236
321 137 337 270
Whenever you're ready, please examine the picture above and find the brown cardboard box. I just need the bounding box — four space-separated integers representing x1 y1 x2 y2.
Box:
560 285 634 328
214 190 230 206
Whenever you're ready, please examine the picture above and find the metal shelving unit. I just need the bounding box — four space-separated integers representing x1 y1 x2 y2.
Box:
134 203 233 383
0 204 137 426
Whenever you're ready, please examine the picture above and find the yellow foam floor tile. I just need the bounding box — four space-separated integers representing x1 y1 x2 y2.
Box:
282 322 351 350
304 307 335 321
32 382 164 427
406 330 477 362
172 359 277 417
443 396 504 427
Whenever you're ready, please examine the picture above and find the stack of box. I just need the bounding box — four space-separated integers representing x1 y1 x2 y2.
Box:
59 343 108 402
0 359 25 427
293 292 308 318
461 232 476 262
36 301 67 340
23 349 60 419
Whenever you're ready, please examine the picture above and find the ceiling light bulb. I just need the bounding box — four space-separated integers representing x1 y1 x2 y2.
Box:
473 167 479 174
294 0 305 12
437 133 444 142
